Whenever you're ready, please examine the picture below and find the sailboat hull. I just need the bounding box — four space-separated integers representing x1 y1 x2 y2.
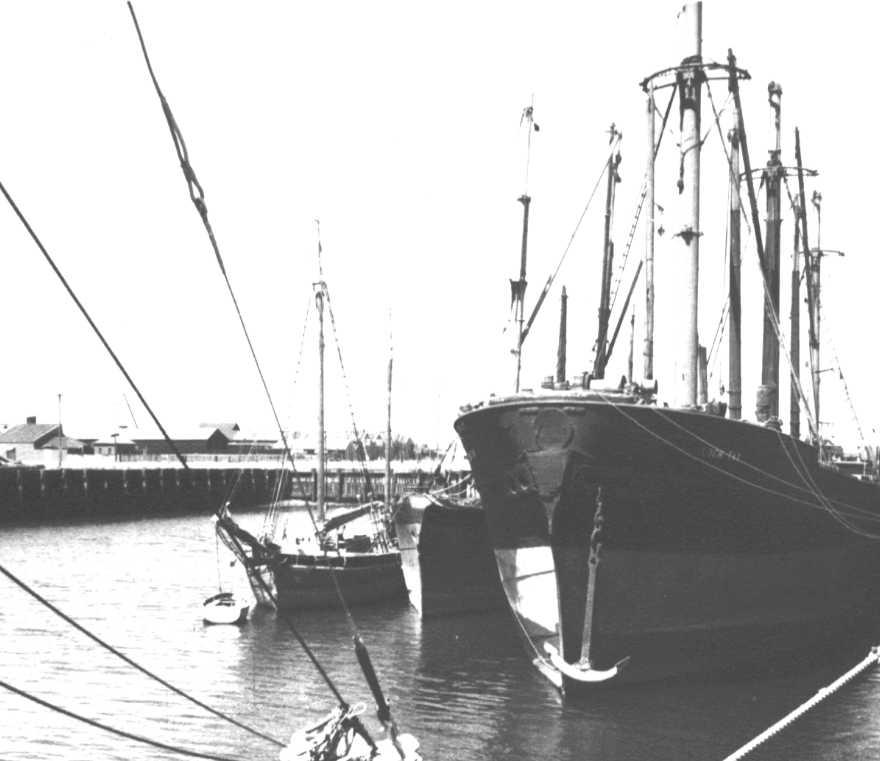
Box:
455 393 880 689
272 551 406 610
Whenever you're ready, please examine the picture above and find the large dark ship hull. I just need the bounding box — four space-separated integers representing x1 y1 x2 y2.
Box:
272 551 406 610
394 494 506 617
454 392 880 690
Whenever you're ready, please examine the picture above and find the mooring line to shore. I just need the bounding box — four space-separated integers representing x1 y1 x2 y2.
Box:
0 563 285 748
719 646 880 761
0 676 244 761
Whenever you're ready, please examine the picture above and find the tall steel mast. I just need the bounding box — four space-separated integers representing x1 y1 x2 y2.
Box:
512 101 538 392
727 126 742 420
759 83 783 421
644 85 656 381
593 125 622 380
678 2 703 407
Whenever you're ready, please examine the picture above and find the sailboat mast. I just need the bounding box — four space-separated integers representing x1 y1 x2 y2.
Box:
315 281 326 523
727 126 742 420
593 125 621 380
760 83 783 421
385 343 392 515
678 2 702 406
644 85 656 381
556 286 568 383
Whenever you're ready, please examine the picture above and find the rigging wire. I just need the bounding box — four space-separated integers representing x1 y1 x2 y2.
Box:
518 131 619 343
323 286 376 498
609 87 728 321
0 180 280 746
601 88 675 323
830 339 870 456
313 222 375 500
263 294 315 539
0 178 188 470
126 5 384 745
651 398 880 521
707 80 819 441
127 2 298 476
0 677 243 761
644 404 880 521
594 391 880 522
775 427 880 539
0 564 285 748
706 81 752 237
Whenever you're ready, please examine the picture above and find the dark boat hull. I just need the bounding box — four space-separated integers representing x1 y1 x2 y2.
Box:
455 393 880 689
272 551 406 610
394 494 506 617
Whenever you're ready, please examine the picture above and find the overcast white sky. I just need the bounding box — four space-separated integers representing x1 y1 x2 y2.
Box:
0 1 876 449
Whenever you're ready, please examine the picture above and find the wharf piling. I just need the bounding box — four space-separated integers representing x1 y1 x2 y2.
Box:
0 467 461 525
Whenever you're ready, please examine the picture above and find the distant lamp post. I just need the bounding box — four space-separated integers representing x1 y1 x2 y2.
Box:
111 432 119 462
57 392 63 469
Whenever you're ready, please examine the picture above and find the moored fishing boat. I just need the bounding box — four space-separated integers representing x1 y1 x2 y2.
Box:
218 276 406 611
394 486 505 617
455 2 880 692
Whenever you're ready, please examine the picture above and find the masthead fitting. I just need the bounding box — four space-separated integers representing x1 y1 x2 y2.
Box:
768 82 783 153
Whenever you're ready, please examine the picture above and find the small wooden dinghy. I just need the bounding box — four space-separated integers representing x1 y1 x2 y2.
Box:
202 591 249 625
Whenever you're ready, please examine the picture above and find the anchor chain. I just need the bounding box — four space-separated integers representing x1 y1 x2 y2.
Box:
589 486 605 570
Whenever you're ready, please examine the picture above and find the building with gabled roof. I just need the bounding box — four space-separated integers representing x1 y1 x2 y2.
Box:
199 422 240 440
0 416 61 461
129 426 231 455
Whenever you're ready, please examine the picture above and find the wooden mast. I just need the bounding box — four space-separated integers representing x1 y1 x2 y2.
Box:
593 125 621 380
315 280 326 523
385 327 393 515
727 126 742 420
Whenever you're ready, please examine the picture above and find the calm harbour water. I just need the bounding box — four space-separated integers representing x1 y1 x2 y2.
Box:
2 510 880 761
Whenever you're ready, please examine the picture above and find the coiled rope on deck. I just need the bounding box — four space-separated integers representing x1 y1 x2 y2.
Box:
719 646 880 761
